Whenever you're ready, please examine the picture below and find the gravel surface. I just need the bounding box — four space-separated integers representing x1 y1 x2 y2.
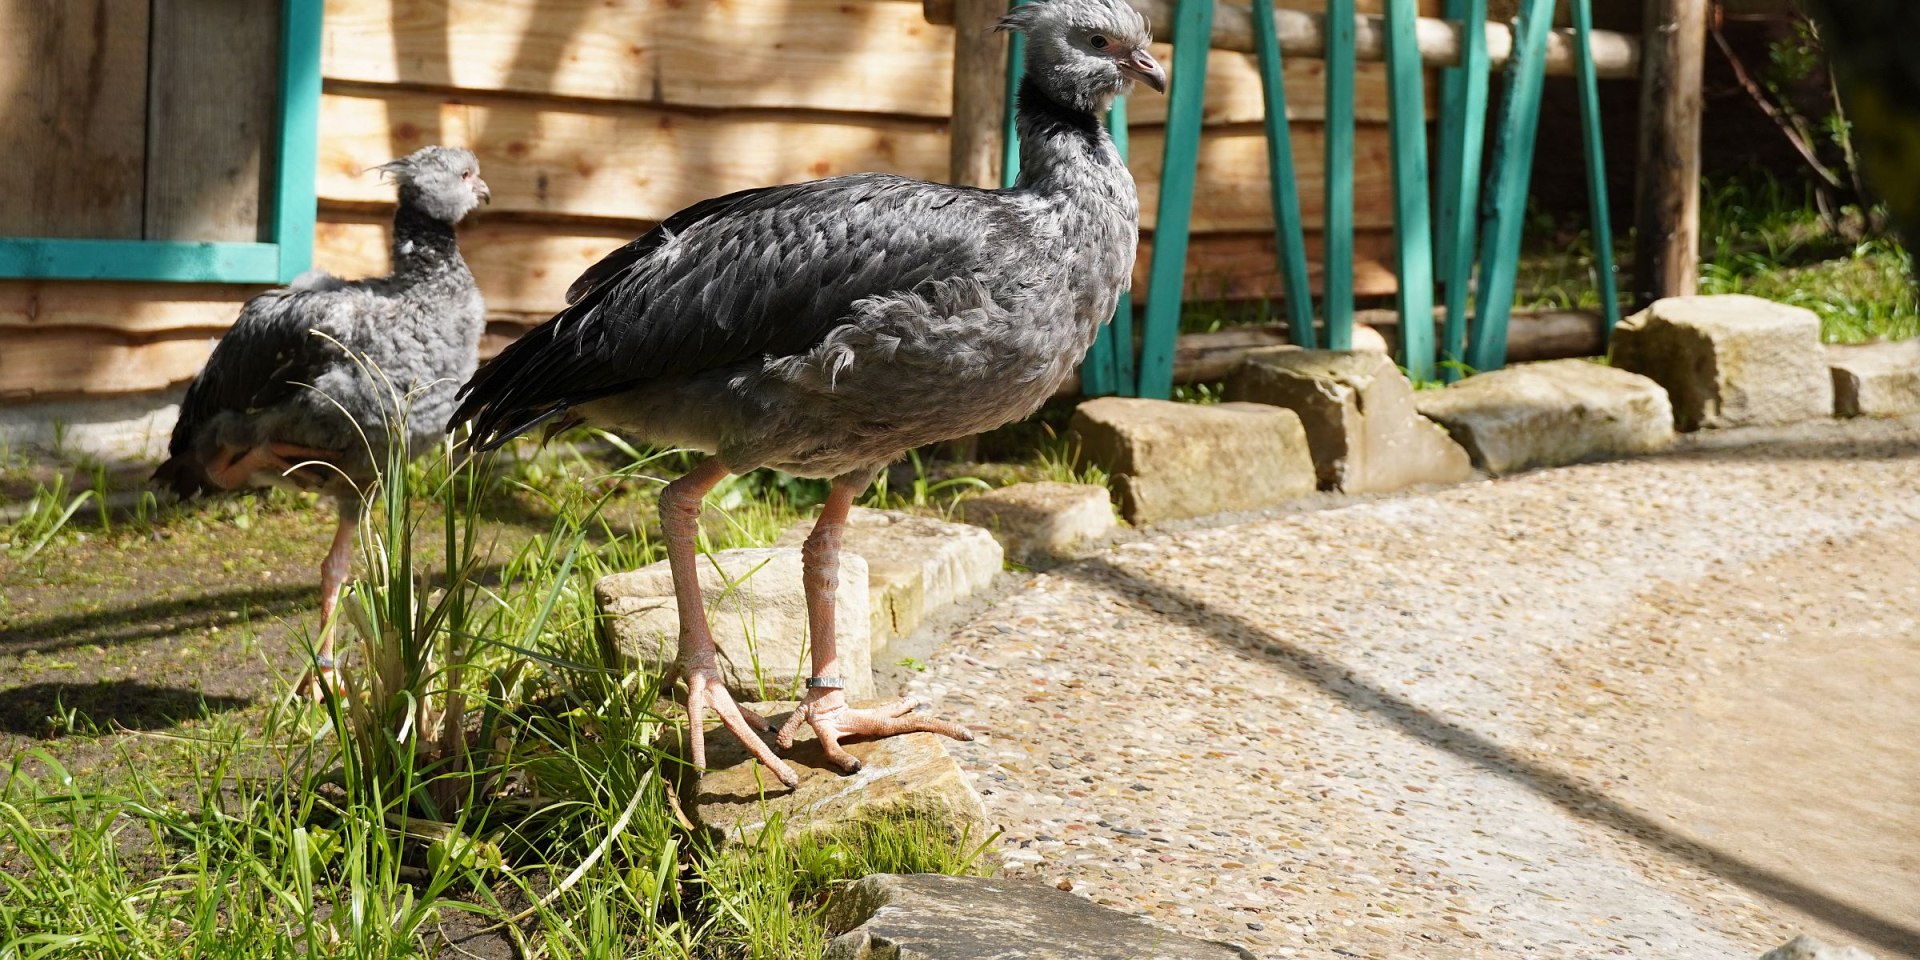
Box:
906 415 1920 960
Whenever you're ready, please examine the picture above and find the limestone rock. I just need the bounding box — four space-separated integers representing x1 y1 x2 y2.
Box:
1609 294 1832 430
824 873 1257 960
1225 348 1472 493
690 706 987 847
1760 935 1875 960
1070 397 1316 525
1828 339 1920 417
955 482 1117 566
1413 359 1674 475
779 508 1001 654
596 549 873 701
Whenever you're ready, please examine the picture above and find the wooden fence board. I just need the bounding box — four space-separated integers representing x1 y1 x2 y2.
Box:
0 0 151 240
145 0 282 242
0 329 216 400
321 0 956 116
0 281 256 334
316 90 1396 231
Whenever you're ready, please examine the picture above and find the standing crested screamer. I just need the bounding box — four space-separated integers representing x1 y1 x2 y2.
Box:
448 0 1166 787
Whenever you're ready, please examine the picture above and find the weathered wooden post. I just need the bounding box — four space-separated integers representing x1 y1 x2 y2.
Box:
949 0 1009 188
1632 0 1706 306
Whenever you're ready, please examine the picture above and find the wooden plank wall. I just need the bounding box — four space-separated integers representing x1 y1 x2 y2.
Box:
1 0 1416 403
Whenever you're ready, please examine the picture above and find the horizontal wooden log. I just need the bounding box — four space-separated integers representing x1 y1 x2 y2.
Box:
0 281 259 334
321 0 1392 124
1127 49 1396 126
0 328 216 400
317 90 1397 231
924 0 1637 77
323 0 956 117
1136 229 1400 301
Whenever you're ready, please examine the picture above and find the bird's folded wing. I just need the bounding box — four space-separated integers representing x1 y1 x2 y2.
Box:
453 173 1024 445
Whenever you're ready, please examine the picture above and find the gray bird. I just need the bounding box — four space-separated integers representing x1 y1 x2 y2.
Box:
449 0 1164 786
155 145 490 697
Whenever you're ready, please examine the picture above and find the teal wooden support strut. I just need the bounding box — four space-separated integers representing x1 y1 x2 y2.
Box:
1002 4 1028 190
1137 0 1215 398
1323 0 1357 351
1465 0 1555 372
1434 0 1489 380
1571 0 1622 335
1106 98 1137 395
1251 0 1317 350
273 0 326 282
1383 0 1435 381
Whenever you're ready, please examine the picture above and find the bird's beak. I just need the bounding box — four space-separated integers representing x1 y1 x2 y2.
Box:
1120 47 1167 94
474 178 492 204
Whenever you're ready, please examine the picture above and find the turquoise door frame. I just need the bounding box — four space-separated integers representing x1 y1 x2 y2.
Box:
0 0 324 285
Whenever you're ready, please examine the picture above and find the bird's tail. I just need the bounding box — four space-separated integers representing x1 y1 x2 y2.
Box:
447 318 577 452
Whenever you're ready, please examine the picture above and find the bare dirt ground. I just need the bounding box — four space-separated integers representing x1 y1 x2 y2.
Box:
905 415 1920 960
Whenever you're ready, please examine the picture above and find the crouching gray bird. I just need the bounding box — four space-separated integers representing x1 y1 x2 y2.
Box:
154 146 490 697
449 0 1164 787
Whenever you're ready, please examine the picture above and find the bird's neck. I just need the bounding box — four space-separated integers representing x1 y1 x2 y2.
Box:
1011 77 1126 192
390 204 464 276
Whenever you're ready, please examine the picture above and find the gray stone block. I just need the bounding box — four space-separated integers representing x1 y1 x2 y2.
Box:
1070 397 1316 525
1413 359 1675 475
825 873 1256 960
1760 935 1875 960
955 482 1116 566
1828 340 1920 417
1609 294 1832 430
779 508 1001 654
596 548 873 701
1225 348 1472 493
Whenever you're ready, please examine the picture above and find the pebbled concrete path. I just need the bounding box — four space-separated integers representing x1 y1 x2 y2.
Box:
908 416 1920 959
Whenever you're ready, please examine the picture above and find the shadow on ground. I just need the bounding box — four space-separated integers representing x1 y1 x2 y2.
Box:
0 680 251 738
0 583 314 658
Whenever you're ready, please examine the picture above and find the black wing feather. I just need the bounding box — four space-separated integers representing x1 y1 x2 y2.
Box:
451 174 1016 449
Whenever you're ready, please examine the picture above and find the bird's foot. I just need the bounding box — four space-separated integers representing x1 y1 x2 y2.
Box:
681 664 797 788
776 689 974 774
291 659 339 703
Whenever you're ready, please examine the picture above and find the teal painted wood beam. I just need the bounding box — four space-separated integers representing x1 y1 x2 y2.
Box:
0 240 283 282
1137 0 1215 398
1080 98 1133 396
1384 0 1435 381
1572 0 1622 336
1323 0 1357 351
1465 0 1555 373
1436 0 1489 380
1251 0 1318 350
1107 97 1137 395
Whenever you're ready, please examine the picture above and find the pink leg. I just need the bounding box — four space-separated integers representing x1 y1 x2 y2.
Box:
296 507 357 700
777 474 973 773
663 459 798 787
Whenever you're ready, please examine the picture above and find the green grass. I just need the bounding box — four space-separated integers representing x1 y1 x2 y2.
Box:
1517 175 1917 344
0 404 1011 956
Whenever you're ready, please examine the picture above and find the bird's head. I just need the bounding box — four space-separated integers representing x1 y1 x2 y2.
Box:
998 0 1165 115
375 146 491 223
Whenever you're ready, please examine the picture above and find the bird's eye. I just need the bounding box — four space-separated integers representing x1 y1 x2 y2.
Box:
1089 34 1109 49
462 169 474 180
